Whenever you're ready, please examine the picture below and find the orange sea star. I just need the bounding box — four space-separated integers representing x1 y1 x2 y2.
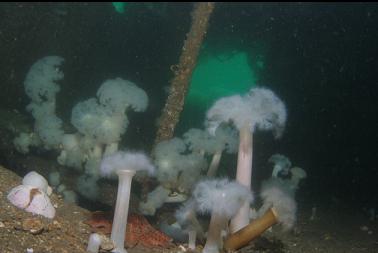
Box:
84 211 173 248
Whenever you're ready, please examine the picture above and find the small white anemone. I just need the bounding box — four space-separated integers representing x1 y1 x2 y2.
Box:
260 178 297 230
193 179 253 217
183 128 215 154
193 179 253 253
71 98 128 145
290 166 307 190
269 154 292 178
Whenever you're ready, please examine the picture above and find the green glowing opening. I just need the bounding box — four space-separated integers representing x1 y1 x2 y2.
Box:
178 49 262 130
112 2 128 14
187 51 257 109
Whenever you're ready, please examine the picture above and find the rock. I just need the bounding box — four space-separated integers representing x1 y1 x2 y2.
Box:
99 234 114 251
22 217 44 235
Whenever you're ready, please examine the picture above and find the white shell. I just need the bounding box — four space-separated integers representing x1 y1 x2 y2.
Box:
7 185 32 209
22 171 49 193
7 185 56 219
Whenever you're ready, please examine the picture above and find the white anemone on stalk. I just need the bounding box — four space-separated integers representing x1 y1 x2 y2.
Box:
100 151 155 253
206 87 287 233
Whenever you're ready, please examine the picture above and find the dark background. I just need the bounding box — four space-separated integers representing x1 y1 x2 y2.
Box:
0 3 377 208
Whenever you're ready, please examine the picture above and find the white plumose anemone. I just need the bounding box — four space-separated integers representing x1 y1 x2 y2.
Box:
97 78 148 114
206 87 287 232
24 56 64 105
14 56 66 151
140 137 207 216
193 179 252 253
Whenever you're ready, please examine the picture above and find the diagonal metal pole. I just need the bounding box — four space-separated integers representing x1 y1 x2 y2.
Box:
155 2 215 143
